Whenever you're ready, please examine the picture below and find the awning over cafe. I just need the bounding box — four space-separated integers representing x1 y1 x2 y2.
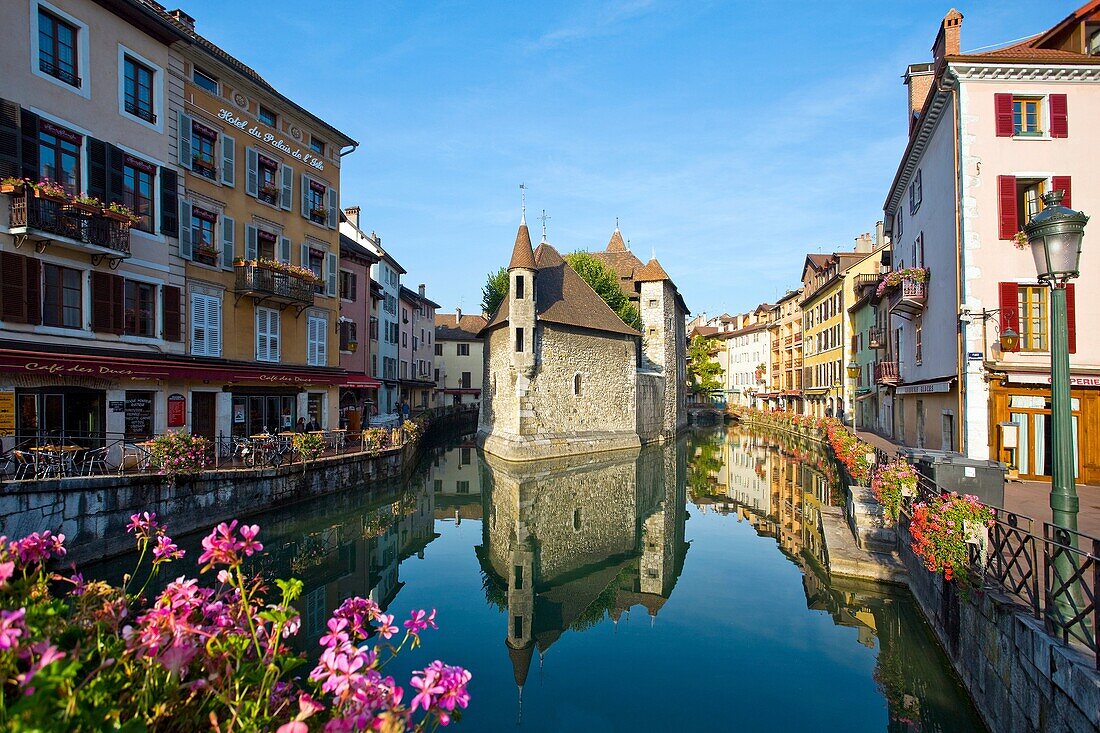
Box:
0 347 349 386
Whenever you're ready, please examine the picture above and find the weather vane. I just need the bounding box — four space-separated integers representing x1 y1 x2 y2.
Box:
519 183 527 220
539 209 551 241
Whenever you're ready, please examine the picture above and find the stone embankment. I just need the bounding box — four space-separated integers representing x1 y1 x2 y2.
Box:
1 407 478 564
737 410 1099 733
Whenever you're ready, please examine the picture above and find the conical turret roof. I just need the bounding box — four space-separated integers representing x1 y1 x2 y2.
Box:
635 257 672 282
606 228 628 252
509 219 536 270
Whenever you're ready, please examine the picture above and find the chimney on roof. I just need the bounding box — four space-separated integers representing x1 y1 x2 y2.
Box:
456 307 462 321
933 9 963 62
418 284 426 298
855 232 873 253
875 220 885 248
344 206 360 228
904 63 935 134
168 8 195 29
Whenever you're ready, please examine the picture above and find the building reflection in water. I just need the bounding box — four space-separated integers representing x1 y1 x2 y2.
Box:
476 444 689 719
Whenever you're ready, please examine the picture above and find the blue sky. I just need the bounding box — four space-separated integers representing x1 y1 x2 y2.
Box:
183 0 1072 317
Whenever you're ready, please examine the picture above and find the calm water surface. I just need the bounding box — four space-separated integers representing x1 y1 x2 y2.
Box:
90 426 987 732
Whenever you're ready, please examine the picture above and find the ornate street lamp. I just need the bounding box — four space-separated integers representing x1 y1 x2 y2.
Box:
999 326 1019 353
846 360 860 380
1024 189 1088 534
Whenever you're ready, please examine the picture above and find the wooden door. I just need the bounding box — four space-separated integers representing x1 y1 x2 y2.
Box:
191 392 216 440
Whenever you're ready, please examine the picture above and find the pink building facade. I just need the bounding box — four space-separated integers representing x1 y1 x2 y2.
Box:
337 231 379 430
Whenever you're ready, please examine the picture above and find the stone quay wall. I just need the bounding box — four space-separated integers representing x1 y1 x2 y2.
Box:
743 413 1100 733
0 409 478 565
636 372 665 445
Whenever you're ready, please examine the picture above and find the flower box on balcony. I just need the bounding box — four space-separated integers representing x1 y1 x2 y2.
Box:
0 180 28 195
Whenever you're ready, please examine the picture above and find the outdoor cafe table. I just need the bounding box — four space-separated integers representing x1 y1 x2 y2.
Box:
29 445 82 476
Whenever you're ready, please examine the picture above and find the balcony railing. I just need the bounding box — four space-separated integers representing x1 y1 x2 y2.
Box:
234 264 315 307
124 99 157 124
7 188 131 257
874 360 899 385
888 271 929 316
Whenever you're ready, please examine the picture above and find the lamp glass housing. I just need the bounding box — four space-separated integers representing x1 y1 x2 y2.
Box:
1024 190 1087 283
846 361 860 379
1000 327 1019 353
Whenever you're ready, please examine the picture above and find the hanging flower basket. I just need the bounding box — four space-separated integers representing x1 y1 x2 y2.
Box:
909 492 993 588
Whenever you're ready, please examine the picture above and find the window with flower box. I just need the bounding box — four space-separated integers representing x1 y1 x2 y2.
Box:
38 120 81 195
257 154 278 204
190 206 218 264
190 121 218 180
307 180 325 224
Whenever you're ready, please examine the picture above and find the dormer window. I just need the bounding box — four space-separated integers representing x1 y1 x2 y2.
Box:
515 275 525 299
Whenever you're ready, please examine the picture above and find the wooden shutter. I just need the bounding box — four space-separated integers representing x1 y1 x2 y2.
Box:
301 174 310 218
271 310 280 361
997 175 1017 239
1066 283 1076 354
350 272 358 302
91 271 113 332
279 163 293 210
26 258 40 325
279 236 291 264
339 320 350 351
221 215 235 268
177 111 193 169
87 138 107 203
107 144 125 205
300 243 309 267
0 98 20 180
316 315 327 365
998 282 1020 352
20 109 38 181
245 147 258 196
307 316 318 365
191 294 207 355
326 252 338 296
221 134 235 186
256 308 267 361
994 94 1014 137
327 187 338 228
111 275 125 333
179 199 193 259
1 252 31 323
160 167 178 236
207 294 221 356
163 285 181 342
1050 94 1068 138
244 224 258 260
1051 175 1071 209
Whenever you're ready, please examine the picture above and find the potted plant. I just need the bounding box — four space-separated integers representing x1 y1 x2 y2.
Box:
102 201 139 225
194 238 220 263
311 204 329 220
1013 230 1029 250
0 177 29 195
68 192 102 215
30 179 67 202
259 181 279 199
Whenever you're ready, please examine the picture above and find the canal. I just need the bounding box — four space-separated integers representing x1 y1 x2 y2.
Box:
89 425 987 732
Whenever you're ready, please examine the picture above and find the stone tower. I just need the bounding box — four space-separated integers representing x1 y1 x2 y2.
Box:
508 216 537 380
636 258 688 436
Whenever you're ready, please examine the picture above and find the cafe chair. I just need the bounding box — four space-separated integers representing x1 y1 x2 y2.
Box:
10 450 38 480
80 446 110 476
118 444 150 475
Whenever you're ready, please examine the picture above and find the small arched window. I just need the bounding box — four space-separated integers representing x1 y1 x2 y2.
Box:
573 373 582 396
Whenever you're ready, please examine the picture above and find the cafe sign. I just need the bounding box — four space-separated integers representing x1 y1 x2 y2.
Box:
217 109 325 171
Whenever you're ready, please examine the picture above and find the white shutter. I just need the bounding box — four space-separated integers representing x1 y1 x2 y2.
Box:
222 134 236 186
244 224 258 260
208 295 222 356
179 199 193 259
190 294 207 355
256 308 268 362
279 164 293 210
301 174 310 219
221 215 235 268
326 252 338 297
316 316 327 365
326 187 338 228
300 243 309 267
307 316 319 366
177 111 193 169
270 309 280 362
279 236 291 264
245 147 258 196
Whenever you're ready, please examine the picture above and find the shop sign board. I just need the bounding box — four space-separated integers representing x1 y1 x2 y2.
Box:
167 394 187 427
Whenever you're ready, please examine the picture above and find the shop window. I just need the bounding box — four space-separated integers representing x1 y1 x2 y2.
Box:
1017 286 1048 352
42 264 82 329
38 122 81 195
124 280 155 337
123 158 155 232
38 9 79 86
307 393 324 428
191 122 218 179
123 56 155 123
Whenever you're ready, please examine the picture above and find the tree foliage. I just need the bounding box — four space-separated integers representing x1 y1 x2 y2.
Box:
687 334 725 395
481 266 508 316
479 254 642 331
563 252 642 330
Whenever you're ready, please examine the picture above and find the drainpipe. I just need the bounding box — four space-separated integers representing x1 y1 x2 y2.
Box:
949 70 966 455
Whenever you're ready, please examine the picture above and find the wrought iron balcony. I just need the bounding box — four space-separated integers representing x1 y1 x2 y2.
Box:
888 272 929 316
874 360 899 386
7 188 131 261
234 264 315 308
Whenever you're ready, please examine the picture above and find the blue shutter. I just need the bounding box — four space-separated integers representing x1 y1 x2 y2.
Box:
179 199 193 259
245 147 258 196
221 134 235 186
327 187 338 228
326 252 338 296
279 236 291 263
279 164 293 210
244 224 258 260
221 215 235 268
177 111 193 169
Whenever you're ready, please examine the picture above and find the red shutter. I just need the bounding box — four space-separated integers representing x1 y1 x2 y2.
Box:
91 271 112 332
111 275 125 334
998 176 1018 239
163 285 181 342
1050 94 1068 138
994 94 1014 137
1066 283 1076 354
1051 175 1071 209
999 282 1021 352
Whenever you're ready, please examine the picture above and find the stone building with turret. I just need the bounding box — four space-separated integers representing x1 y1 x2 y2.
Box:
478 216 688 462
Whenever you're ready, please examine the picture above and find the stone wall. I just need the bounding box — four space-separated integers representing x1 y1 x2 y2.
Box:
636 373 665 444
639 279 688 436
1 410 478 565
899 522 1100 733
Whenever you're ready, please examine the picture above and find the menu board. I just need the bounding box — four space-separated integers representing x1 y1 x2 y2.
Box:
125 392 154 437
0 391 13 437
